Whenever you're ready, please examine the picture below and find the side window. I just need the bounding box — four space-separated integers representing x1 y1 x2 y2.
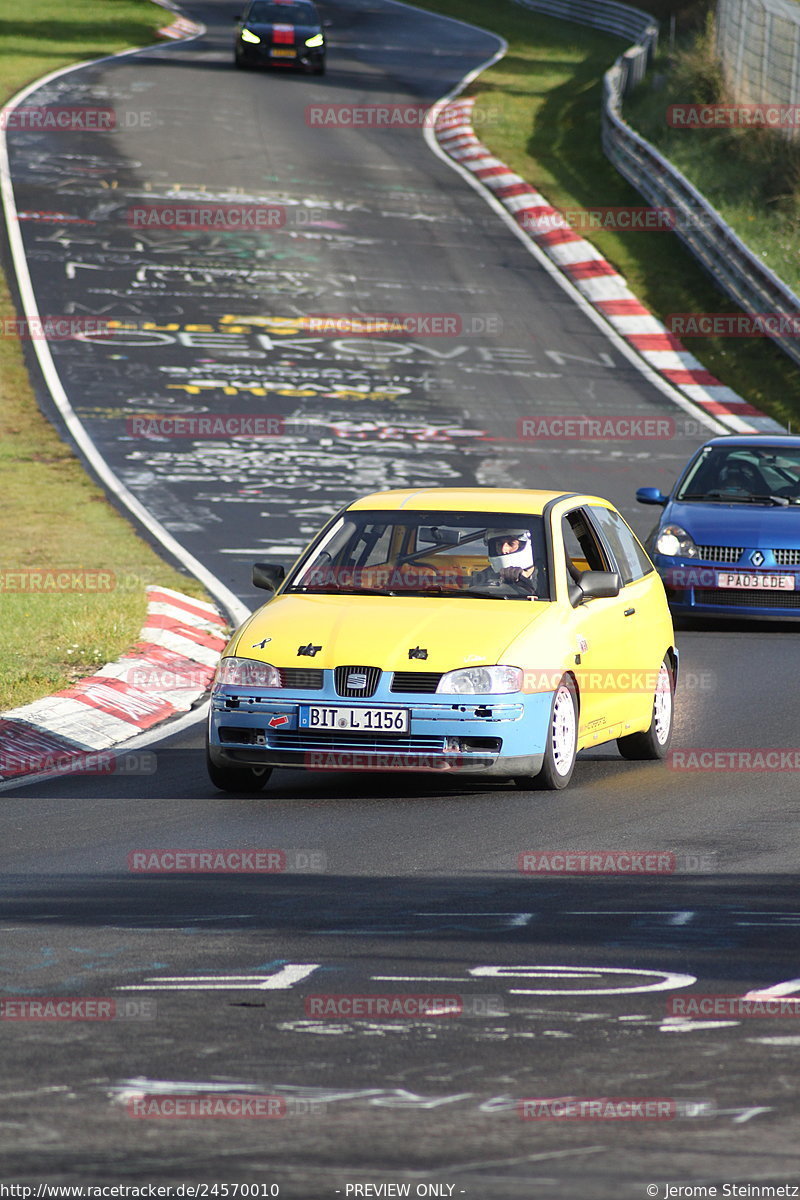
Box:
562 509 610 573
589 506 653 584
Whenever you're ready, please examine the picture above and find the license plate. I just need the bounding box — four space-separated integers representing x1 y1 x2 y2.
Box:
299 705 409 733
716 572 796 591
270 48 296 57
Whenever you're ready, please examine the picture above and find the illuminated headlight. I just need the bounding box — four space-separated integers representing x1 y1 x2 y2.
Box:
214 657 280 689
240 28 261 43
305 32 324 46
436 665 523 695
656 524 698 558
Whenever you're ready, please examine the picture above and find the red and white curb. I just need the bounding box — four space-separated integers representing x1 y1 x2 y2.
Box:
434 98 783 435
0 587 227 781
158 16 203 39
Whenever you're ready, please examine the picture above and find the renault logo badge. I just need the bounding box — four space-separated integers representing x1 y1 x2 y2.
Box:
751 550 765 566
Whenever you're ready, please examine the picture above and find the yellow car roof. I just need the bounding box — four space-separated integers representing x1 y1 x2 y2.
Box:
347 487 613 515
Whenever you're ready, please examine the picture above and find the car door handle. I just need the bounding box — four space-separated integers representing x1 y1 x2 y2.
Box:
624 607 636 616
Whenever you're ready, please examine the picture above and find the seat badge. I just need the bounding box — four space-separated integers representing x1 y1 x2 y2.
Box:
346 671 368 689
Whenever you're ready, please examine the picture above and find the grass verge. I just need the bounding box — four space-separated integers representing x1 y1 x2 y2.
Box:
0 0 213 712
626 15 800 298
414 0 800 426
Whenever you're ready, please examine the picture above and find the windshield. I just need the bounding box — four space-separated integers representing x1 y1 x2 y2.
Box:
245 1 317 23
286 510 551 600
676 445 800 505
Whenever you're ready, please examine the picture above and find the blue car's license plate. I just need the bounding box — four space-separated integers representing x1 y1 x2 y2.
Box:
299 705 410 733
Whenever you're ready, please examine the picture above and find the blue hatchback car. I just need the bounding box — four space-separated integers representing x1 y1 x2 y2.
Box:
637 434 800 619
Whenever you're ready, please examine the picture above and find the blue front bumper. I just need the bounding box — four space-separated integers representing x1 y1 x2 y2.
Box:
208 675 555 777
655 554 800 618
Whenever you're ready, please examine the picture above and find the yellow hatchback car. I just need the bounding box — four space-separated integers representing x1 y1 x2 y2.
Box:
207 488 677 792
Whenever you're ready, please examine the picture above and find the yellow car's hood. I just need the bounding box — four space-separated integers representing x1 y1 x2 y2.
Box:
232 593 552 672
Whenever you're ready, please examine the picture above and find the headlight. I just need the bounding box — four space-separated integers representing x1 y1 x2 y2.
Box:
305 32 324 46
214 657 280 688
655 524 698 558
240 28 261 43
436 665 523 695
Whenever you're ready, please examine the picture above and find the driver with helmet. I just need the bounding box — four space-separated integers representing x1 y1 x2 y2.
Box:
472 528 540 597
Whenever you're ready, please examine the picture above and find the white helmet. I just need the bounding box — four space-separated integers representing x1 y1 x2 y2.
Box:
485 528 534 573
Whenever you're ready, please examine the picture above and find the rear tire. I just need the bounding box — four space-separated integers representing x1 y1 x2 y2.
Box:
207 752 272 793
617 657 674 760
531 677 578 790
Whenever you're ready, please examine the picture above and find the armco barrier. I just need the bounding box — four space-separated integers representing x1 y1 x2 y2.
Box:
515 0 800 372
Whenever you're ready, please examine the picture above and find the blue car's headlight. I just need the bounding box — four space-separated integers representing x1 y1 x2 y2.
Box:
240 28 261 44
214 657 280 689
656 524 698 558
437 665 523 695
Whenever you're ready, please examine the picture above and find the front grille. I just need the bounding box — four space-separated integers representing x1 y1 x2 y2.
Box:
695 545 743 563
267 730 447 754
278 667 323 689
695 589 800 609
391 671 444 694
774 548 800 566
334 665 381 698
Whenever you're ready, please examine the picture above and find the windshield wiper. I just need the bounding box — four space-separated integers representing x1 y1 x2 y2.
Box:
680 490 788 506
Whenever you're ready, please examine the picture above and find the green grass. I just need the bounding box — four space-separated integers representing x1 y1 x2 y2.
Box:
626 17 800 298
414 0 800 425
0 0 215 712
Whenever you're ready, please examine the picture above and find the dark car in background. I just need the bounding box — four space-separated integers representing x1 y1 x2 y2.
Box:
234 0 326 74
637 434 800 620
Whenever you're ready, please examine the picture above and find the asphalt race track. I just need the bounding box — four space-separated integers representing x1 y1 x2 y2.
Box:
2 1 800 1195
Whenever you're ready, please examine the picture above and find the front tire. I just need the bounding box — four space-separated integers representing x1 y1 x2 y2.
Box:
534 677 578 790
207 752 272 793
617 657 674 760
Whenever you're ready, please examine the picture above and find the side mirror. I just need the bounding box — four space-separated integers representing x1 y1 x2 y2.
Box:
636 486 668 506
252 562 286 592
576 570 621 602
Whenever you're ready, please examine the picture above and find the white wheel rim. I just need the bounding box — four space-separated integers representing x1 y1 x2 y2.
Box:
551 684 577 775
653 662 673 745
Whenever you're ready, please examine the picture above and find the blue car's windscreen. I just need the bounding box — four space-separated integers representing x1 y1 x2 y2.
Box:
677 445 800 505
286 511 550 600
245 1 317 23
